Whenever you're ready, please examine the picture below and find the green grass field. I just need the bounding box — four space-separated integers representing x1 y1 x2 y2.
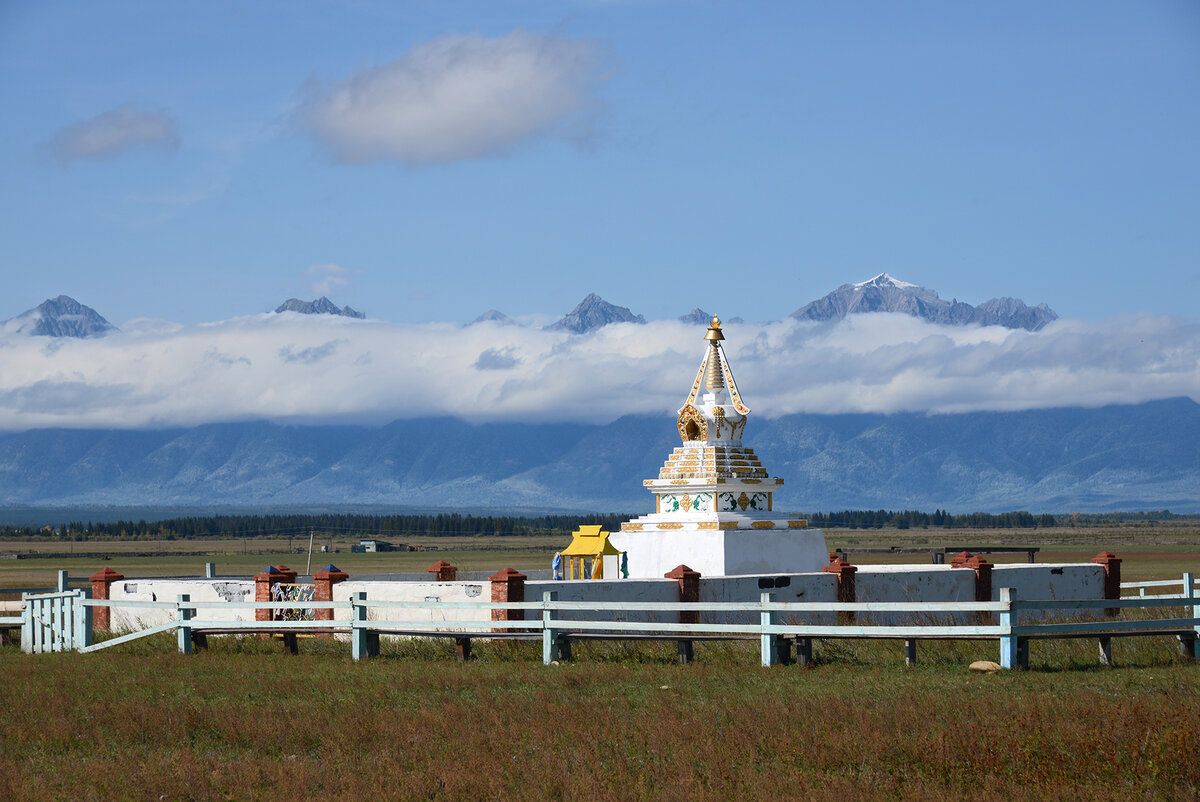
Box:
1 635 1197 800
2 523 1198 799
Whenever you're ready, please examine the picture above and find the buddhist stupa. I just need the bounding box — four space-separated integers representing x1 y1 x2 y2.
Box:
608 316 828 578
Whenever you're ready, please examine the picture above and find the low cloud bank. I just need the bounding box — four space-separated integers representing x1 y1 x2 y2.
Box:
0 313 1197 430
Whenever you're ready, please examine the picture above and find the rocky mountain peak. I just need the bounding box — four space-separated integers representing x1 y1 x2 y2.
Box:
2 295 116 338
792 275 1057 331
274 297 365 319
547 293 646 333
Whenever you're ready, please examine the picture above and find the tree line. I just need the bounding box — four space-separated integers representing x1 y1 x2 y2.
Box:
0 512 634 541
0 508 1190 541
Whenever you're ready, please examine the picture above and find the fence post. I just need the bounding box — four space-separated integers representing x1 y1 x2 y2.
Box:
489 568 527 633
74 589 93 650
89 567 124 633
177 594 194 655
57 570 69 592
205 563 216 578
999 587 1019 669
760 591 777 667
351 592 369 661
542 590 558 665
312 564 349 638
427 561 457 582
822 556 857 623
1091 552 1122 617
665 564 700 664
1182 572 1199 661
20 594 32 653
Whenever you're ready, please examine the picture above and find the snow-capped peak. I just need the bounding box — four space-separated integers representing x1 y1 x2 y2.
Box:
853 273 919 291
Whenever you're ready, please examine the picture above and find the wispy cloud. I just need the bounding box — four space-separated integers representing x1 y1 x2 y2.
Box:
302 263 360 297
299 31 605 165
44 103 180 162
0 313 1196 431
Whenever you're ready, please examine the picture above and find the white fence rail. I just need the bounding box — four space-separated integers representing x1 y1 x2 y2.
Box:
17 571 1200 670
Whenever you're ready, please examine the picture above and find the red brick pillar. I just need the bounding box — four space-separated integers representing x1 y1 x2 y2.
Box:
89 567 124 632
1091 552 1122 616
665 564 701 664
664 565 701 624
427 560 457 582
253 566 289 635
312 564 349 637
489 568 526 628
949 550 974 569
822 556 857 622
953 553 994 622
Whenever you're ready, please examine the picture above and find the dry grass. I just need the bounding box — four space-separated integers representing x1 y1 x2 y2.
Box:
1 635 1198 800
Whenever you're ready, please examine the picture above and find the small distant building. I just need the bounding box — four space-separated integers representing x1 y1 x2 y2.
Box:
351 539 394 553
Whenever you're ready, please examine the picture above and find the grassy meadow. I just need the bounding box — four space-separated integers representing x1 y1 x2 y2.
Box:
1 636 1198 800
2 522 1198 799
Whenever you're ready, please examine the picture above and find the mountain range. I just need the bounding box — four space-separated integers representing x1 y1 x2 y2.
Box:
1 398 1195 513
3 274 1058 337
790 274 1058 331
275 297 365 318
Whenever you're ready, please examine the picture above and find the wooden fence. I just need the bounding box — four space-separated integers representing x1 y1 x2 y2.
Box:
15 572 1200 669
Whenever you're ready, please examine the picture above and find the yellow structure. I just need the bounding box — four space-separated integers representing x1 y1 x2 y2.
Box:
560 525 623 579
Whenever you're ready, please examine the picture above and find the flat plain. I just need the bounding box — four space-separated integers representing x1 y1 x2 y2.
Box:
2 522 1198 800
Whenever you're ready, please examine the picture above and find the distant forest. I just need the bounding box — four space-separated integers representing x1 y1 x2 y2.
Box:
0 509 1190 541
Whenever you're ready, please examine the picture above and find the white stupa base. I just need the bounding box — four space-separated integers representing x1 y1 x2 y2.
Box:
608 527 829 579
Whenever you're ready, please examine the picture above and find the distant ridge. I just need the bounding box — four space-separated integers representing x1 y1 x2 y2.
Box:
678 308 713 325
468 309 512 325
274 297 365 318
0 398 1195 512
2 295 116 338
548 293 646 333
792 274 1057 331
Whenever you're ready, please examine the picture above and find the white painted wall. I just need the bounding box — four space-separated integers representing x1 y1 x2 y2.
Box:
699 573 838 625
526 579 679 624
335 581 490 629
992 564 1107 611
108 579 254 631
95 562 1113 634
854 566 976 625
610 528 829 579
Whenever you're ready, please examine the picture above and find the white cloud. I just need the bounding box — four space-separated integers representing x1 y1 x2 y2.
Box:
45 103 180 162
0 312 1197 431
300 31 604 165
302 263 360 297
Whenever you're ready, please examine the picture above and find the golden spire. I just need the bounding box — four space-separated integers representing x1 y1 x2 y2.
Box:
704 315 724 341
703 316 725 390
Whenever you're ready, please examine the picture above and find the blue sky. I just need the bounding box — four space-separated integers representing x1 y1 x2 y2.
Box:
2 1 1197 326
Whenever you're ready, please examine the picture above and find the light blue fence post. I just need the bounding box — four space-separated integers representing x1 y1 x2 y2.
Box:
351 592 369 661
177 594 194 654
999 587 1018 669
760 592 777 667
74 589 93 650
1183 572 1199 660
20 595 32 653
542 591 558 664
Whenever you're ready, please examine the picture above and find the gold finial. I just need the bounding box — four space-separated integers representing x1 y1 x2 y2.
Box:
704 315 724 342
